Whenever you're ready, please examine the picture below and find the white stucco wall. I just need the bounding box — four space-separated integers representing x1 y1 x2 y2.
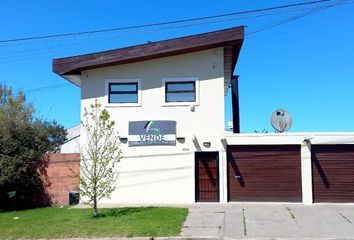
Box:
80 48 226 204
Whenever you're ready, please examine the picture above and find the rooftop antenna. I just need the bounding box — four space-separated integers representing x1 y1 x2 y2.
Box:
271 108 292 133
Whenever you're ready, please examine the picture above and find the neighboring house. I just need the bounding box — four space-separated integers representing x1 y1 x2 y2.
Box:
53 26 354 205
60 125 80 153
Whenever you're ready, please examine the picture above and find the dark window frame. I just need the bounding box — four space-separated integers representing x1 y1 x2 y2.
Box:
165 81 196 102
108 82 138 103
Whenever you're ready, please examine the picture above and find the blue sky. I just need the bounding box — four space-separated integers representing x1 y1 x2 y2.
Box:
1 0 353 133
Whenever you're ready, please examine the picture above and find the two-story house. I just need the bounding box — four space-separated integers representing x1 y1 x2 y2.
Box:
53 26 354 205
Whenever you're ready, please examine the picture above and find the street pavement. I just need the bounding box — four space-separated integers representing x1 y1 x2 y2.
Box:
181 203 354 239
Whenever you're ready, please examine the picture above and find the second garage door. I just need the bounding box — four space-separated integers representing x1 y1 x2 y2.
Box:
312 145 354 203
227 145 302 202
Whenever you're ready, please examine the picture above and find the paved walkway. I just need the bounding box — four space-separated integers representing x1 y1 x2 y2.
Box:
181 203 354 239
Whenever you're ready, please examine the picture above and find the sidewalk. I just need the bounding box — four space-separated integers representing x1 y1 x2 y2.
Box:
181 203 354 239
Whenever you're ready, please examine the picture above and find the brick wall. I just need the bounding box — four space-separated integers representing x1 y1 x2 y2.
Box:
46 153 80 205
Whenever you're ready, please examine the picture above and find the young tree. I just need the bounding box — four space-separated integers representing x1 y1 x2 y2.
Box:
0 84 66 210
80 100 121 217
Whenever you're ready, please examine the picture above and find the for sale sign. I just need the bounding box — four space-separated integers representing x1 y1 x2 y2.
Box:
128 120 176 146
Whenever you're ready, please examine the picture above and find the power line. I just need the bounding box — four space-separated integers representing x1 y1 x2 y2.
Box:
0 0 337 44
247 0 350 35
21 80 65 90
24 83 70 94
19 2 348 94
2 0 352 96
1 0 351 62
0 6 328 60
0 0 349 67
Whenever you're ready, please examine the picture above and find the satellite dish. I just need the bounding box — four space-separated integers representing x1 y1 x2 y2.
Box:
271 108 292 133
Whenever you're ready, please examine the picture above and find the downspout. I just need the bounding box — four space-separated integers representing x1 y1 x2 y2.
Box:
231 75 240 133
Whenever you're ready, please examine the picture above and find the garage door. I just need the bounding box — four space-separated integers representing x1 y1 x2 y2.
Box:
312 145 354 203
227 145 302 202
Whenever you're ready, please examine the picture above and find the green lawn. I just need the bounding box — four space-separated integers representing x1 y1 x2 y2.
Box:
0 207 188 239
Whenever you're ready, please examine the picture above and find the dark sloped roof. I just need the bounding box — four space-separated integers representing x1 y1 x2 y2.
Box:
53 26 245 76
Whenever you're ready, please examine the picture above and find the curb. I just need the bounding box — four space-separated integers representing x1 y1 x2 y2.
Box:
33 238 221 240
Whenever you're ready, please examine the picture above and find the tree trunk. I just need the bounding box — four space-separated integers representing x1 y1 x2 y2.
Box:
93 196 98 217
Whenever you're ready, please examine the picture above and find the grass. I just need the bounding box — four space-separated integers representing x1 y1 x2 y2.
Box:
0 206 188 239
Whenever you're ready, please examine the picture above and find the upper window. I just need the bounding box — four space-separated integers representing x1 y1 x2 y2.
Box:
108 82 138 103
165 81 196 102
105 79 141 107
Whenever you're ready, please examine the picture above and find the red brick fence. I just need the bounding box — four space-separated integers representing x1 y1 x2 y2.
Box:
46 153 80 205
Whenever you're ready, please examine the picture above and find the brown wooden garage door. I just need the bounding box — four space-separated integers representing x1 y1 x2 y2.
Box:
312 145 354 203
227 145 302 202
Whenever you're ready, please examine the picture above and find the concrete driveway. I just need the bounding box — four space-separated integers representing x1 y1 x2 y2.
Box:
181 203 354 239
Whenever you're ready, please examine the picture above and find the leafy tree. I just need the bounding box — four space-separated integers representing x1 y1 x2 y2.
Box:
0 84 66 210
80 100 121 217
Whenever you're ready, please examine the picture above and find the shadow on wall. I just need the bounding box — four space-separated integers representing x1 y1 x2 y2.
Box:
119 175 190 189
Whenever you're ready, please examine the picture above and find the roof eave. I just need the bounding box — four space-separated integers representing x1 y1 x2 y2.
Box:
52 26 245 76
54 40 243 76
